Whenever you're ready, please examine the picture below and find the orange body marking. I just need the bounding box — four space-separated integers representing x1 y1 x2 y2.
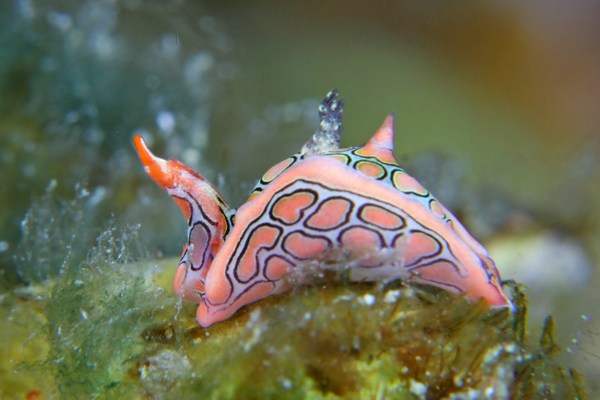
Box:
134 89 513 327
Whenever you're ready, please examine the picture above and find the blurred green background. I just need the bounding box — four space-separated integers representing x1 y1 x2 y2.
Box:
1 0 598 394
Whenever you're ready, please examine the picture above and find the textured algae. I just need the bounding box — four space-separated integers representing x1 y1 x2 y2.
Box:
45 225 166 398
14 181 97 284
1 253 588 399
0 0 232 286
0 181 167 398
0 285 51 399
167 281 585 400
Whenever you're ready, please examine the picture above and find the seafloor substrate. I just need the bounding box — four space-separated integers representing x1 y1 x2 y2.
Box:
0 253 586 399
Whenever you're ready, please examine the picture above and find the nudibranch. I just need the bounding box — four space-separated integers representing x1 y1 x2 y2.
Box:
134 89 513 327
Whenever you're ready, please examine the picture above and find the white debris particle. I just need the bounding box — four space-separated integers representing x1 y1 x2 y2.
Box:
360 293 376 306
88 186 107 207
0 241 9 252
80 309 88 320
333 294 353 304
138 349 191 393
383 289 401 303
47 179 58 191
78 187 90 197
246 308 262 326
453 374 463 388
409 379 428 398
280 377 292 389
243 309 265 352
449 388 481 400
504 343 517 353
304 312 312 321
483 344 503 364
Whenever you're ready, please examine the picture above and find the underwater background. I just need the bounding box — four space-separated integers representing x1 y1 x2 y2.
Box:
1 0 598 398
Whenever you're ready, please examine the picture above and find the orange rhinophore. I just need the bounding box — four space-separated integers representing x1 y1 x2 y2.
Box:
134 89 513 328
133 135 234 303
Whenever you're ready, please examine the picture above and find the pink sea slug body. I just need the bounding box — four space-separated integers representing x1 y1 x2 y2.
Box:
134 90 513 328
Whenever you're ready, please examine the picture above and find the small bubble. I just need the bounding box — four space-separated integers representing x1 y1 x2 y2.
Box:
159 33 180 57
581 314 590 322
64 111 80 124
182 149 200 165
23 164 36 177
184 52 214 85
90 32 117 60
47 10 73 31
280 378 292 389
16 0 35 19
282 103 301 122
156 110 176 135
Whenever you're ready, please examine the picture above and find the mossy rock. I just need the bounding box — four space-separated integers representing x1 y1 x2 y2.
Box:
0 255 586 399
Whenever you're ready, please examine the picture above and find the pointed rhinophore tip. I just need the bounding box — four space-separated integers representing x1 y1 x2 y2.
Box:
359 113 396 163
133 135 154 169
376 113 395 150
384 112 395 128
133 134 172 188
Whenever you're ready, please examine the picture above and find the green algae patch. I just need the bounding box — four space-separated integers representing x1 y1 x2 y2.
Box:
0 285 52 399
1 251 587 399
169 281 585 399
1 224 178 400
44 228 178 399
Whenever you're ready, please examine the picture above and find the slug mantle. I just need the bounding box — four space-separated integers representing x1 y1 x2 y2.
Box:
133 89 513 327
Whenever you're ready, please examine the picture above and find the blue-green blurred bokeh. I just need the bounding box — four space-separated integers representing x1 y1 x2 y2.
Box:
1 0 598 393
